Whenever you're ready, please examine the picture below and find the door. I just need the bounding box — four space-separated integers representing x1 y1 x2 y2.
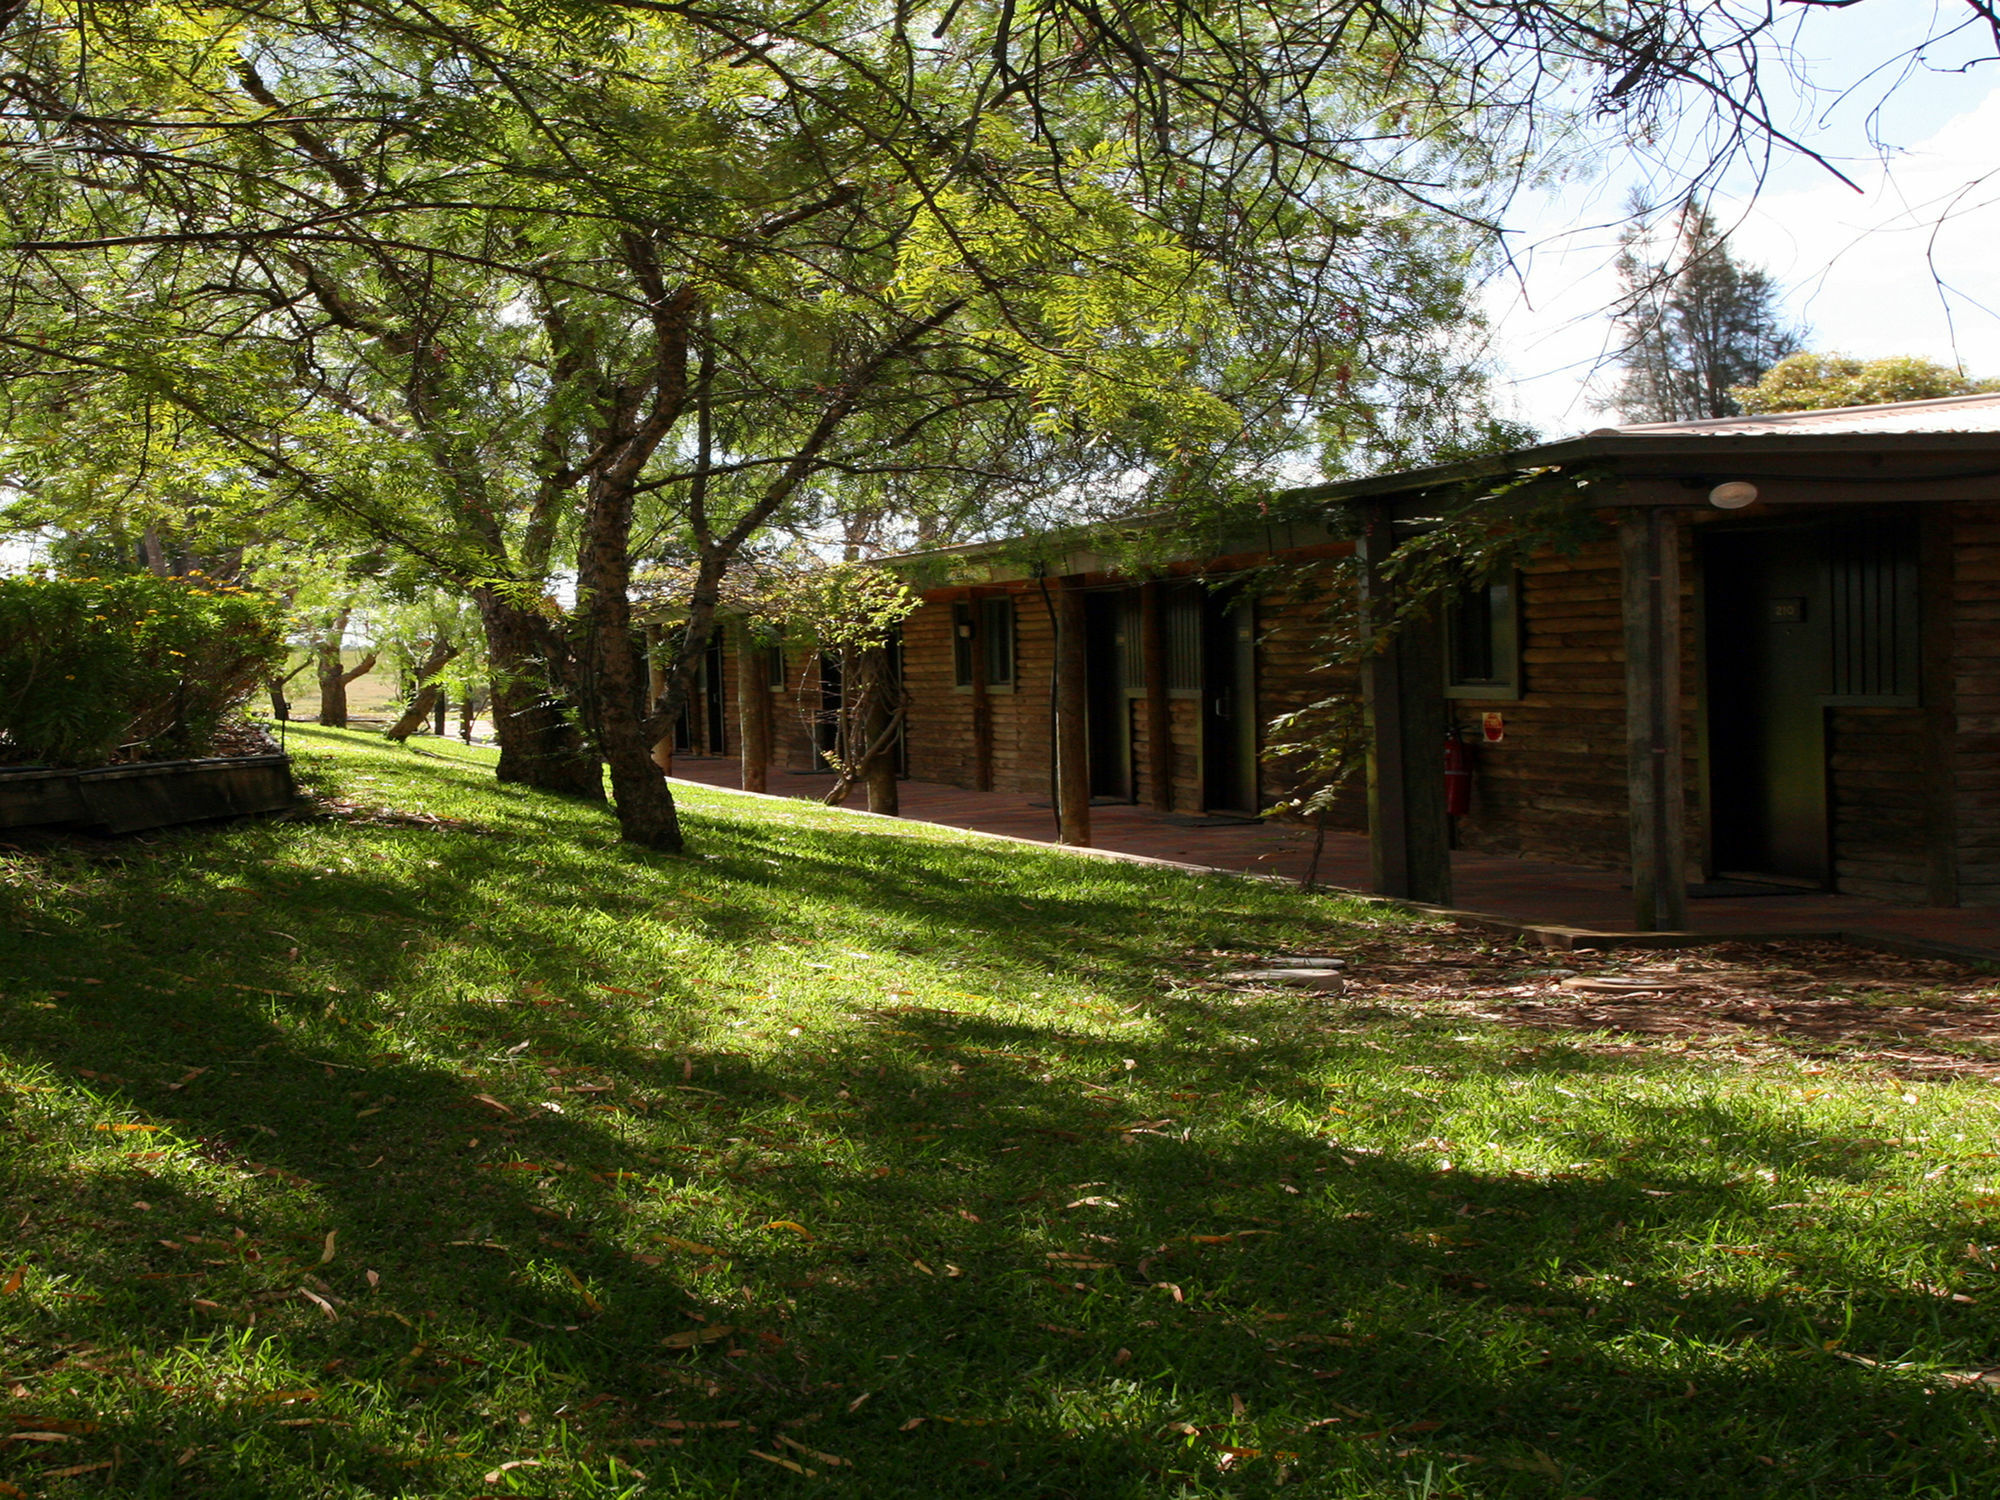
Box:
703 638 726 753
1704 526 1830 884
1085 591 1133 801
813 651 842 769
1202 593 1259 814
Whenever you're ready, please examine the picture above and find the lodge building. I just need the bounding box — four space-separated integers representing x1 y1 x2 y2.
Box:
664 394 2000 926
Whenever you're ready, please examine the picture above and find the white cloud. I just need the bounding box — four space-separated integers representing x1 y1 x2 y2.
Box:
1483 83 2000 440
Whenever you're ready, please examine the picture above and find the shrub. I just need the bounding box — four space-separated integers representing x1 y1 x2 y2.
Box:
0 573 287 767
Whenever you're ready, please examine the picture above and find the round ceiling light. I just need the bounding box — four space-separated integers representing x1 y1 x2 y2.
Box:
1708 481 1759 510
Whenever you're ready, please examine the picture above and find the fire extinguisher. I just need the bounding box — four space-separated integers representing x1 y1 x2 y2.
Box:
1443 728 1473 819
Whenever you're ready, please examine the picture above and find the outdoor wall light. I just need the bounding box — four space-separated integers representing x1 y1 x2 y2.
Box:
1708 480 1760 509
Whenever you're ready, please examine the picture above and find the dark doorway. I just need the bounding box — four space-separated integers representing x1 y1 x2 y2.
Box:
1202 593 1259 814
671 639 728 755
1704 524 1832 884
814 651 843 768
703 639 726 753
1085 592 1134 801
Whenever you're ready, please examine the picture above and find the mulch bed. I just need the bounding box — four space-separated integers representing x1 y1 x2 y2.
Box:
1306 934 2000 1081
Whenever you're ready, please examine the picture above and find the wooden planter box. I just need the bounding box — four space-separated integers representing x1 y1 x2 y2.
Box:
0 754 296 836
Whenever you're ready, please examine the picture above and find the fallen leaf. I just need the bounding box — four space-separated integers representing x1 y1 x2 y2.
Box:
750 1449 815 1477
470 1094 515 1117
763 1220 814 1239
899 1417 925 1431
482 1460 543 1482
661 1325 737 1349
1938 1367 2000 1387
298 1287 337 1321
41 1462 111 1479
1 1268 22 1295
661 1237 723 1256
1496 1449 1564 1478
776 1433 848 1467
320 1231 337 1264
562 1265 603 1312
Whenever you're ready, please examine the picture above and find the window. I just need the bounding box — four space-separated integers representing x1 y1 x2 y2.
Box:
765 637 787 690
1825 512 1920 705
951 603 975 687
981 596 1015 687
1165 589 1202 694
1444 572 1521 699
952 597 1016 689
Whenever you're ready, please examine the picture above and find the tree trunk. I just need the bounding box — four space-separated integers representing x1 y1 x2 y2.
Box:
1054 578 1091 846
576 478 684 850
738 632 771 794
385 640 462 743
315 611 376 728
266 658 308 722
862 644 899 816
475 587 604 799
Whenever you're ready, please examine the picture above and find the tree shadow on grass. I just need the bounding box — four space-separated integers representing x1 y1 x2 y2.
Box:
1 741 1995 1497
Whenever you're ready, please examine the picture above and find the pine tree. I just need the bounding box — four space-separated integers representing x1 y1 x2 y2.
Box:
1607 201 1803 422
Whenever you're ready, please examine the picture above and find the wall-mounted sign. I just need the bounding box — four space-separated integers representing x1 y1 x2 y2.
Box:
1481 712 1506 743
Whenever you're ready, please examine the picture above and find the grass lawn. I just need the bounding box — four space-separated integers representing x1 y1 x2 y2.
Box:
3 725 2000 1497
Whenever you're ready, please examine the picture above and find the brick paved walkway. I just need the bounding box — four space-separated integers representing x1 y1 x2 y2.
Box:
664 754 2000 958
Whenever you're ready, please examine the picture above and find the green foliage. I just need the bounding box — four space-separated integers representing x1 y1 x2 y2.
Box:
0 571 286 765
1732 352 2000 414
1608 200 1803 423
1268 474 1606 819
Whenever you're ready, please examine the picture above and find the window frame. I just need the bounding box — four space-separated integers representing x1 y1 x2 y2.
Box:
981 595 1016 690
1443 570 1523 701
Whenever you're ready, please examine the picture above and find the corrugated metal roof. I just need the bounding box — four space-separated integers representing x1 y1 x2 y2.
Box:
1579 390 2000 440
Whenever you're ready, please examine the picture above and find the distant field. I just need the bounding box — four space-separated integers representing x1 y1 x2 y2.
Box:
278 655 428 721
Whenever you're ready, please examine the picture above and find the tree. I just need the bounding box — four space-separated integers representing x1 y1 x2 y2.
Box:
310 607 377 730
1607 199 1803 422
2 1 1514 851
1732 352 2000 414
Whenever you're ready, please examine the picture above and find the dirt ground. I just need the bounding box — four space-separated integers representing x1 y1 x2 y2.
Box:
1287 932 2000 1081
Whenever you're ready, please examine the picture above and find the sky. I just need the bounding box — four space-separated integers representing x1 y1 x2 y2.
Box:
1481 2 2000 439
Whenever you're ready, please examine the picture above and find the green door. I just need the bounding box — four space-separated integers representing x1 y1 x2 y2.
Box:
1202 594 1259 814
1704 526 1830 884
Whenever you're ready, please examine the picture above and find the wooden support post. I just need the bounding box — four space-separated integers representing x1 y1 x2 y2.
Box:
737 628 772 794
1141 580 1173 811
970 590 995 792
645 626 673 774
1919 504 1961 906
1054 577 1092 846
1355 502 1452 904
1620 506 1688 931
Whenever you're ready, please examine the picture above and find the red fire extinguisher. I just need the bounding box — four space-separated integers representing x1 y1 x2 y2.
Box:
1443 728 1473 818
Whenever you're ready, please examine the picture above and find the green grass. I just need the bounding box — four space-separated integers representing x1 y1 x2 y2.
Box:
3 725 1999 1498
